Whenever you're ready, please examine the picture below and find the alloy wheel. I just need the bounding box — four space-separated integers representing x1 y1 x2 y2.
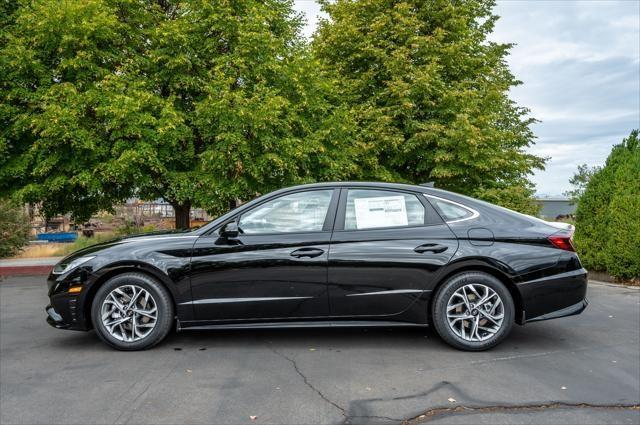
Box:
100 285 158 342
446 283 504 342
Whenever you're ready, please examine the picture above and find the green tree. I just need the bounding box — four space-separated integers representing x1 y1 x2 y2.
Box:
565 163 601 203
0 0 353 228
0 0 20 28
574 130 640 280
0 199 31 258
0 0 133 223
312 0 544 213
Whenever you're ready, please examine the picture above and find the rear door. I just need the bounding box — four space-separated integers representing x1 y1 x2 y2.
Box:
328 188 458 317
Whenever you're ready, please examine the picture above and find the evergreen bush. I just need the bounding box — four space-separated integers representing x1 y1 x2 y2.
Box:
574 130 640 280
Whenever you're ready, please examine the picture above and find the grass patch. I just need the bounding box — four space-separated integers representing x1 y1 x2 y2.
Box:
14 232 118 258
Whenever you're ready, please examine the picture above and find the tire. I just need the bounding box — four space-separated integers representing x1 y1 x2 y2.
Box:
91 272 174 351
432 272 514 351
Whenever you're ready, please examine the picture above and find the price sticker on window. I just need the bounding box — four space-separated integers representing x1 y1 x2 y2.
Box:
354 196 408 229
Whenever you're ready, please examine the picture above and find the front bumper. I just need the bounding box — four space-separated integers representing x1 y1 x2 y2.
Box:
45 268 95 331
46 305 72 329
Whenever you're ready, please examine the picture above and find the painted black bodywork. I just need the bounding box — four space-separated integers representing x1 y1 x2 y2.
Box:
46 182 588 332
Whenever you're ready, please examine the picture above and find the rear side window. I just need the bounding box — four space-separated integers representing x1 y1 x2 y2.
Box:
428 196 478 223
345 189 425 230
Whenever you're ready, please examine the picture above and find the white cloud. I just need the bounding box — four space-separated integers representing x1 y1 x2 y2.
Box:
294 0 640 195
492 1 639 194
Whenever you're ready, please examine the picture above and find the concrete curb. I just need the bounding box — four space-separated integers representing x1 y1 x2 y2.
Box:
0 257 61 277
589 279 640 289
0 265 53 277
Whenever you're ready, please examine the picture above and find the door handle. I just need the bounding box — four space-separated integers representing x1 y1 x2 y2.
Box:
290 248 325 258
414 244 448 254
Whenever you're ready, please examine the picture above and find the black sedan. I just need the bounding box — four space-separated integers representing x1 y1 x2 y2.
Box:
46 182 588 351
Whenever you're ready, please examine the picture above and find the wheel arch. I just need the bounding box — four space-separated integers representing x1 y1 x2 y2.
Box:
82 262 179 329
429 260 525 325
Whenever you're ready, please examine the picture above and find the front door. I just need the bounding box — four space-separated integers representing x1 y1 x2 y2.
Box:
189 189 339 322
328 188 458 317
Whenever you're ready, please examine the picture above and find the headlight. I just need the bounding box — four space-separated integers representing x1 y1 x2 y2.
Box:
52 256 96 275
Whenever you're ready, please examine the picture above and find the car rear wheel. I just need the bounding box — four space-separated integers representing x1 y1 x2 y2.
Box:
432 272 514 351
91 272 174 350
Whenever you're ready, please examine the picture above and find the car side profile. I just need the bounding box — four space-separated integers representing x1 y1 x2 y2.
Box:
46 182 588 351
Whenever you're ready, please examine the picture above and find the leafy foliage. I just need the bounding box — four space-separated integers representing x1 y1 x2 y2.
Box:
1 0 546 226
0 198 31 258
574 130 640 280
0 0 143 222
473 184 540 216
564 163 601 203
312 0 544 212
0 0 353 227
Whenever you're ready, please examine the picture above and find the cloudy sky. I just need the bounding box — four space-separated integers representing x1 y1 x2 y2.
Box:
292 0 640 196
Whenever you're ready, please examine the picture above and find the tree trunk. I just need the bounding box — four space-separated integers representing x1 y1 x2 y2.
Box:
173 202 191 229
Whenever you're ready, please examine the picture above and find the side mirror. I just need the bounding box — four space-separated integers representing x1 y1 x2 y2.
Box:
221 222 239 239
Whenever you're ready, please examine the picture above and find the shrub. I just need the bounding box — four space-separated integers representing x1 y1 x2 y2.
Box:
115 221 139 236
0 199 31 258
141 224 157 233
574 130 640 280
67 232 118 253
604 142 640 279
116 221 157 236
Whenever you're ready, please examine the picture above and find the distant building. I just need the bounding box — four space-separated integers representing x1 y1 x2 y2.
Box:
535 197 576 220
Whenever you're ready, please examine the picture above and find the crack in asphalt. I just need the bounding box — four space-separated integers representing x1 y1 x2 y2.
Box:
403 402 640 424
260 349 640 425
266 342 401 424
347 381 640 424
266 342 348 420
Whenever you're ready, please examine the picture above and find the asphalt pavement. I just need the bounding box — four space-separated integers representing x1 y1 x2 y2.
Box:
0 276 638 424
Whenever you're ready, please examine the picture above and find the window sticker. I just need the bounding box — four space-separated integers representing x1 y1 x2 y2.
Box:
353 196 408 229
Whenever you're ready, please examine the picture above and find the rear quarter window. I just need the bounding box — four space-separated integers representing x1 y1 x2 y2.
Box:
428 197 478 223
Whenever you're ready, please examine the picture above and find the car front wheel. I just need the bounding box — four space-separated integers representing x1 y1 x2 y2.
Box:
91 272 174 350
432 272 514 351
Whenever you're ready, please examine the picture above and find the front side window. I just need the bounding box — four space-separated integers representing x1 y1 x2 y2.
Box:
344 189 425 230
238 190 333 234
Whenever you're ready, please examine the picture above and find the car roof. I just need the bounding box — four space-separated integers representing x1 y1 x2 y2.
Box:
275 182 473 202
275 181 435 193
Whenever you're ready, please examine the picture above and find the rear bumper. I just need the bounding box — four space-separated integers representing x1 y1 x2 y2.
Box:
518 268 588 323
526 299 588 323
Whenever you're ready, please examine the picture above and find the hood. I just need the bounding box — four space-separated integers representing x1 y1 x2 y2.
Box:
58 229 197 263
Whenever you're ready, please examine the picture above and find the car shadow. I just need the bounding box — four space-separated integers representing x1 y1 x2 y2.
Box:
163 326 439 349
45 318 588 354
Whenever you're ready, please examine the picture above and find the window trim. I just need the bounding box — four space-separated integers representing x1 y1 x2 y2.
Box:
425 194 480 224
335 187 431 232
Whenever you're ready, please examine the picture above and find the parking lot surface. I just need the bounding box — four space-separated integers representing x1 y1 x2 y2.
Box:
1 277 638 424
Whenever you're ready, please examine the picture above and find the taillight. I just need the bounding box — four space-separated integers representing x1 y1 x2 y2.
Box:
548 230 576 251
